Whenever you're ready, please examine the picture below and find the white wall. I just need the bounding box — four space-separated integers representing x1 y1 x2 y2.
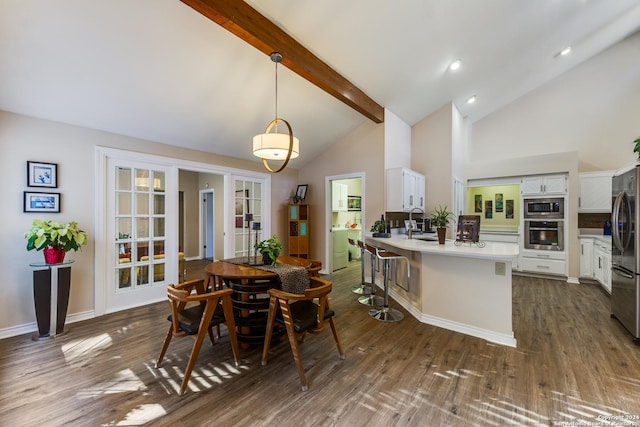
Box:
384 108 412 169
471 31 640 172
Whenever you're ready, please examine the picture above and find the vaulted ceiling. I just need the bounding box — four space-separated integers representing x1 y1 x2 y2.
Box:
1 0 639 169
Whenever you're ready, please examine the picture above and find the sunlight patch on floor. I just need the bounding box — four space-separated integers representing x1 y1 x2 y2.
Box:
76 368 146 398
61 333 112 364
102 404 166 426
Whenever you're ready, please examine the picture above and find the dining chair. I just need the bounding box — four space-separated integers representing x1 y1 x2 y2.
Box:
156 278 240 395
261 276 345 391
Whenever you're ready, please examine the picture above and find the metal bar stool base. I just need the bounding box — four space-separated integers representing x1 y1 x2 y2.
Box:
351 282 373 295
369 307 404 322
358 294 384 307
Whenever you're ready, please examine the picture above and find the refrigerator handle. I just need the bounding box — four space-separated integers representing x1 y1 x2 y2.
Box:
612 264 635 279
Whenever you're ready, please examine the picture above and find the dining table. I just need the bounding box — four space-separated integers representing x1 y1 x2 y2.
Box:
204 255 314 346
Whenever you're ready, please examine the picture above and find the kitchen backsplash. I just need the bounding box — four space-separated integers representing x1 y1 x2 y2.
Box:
578 212 611 229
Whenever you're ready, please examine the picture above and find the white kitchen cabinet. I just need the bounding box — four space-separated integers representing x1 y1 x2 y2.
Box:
521 174 567 196
593 239 611 293
332 229 349 271
519 249 566 276
579 237 594 278
332 183 348 212
386 167 426 212
579 171 613 212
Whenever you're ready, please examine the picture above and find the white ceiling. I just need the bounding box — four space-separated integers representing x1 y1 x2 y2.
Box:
1 0 639 169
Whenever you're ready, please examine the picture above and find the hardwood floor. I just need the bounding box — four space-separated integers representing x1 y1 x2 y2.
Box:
1 261 640 426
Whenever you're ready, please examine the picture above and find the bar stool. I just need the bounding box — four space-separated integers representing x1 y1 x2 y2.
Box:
349 239 371 295
369 247 409 322
358 243 385 307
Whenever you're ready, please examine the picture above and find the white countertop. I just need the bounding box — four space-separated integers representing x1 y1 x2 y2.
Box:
579 229 611 245
366 233 519 261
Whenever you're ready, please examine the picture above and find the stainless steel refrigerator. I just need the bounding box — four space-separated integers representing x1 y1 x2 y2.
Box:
611 166 640 342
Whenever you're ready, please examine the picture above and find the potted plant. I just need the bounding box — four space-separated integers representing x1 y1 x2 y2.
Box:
370 218 389 238
430 205 455 244
25 219 88 264
634 136 640 160
255 234 283 266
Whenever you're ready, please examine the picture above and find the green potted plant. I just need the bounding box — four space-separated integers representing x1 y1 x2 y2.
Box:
370 218 389 238
25 219 88 264
634 136 640 160
255 234 283 266
430 205 455 244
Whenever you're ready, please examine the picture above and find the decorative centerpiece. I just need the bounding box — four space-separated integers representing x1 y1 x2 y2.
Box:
430 205 455 244
370 218 390 238
255 234 283 266
25 219 88 264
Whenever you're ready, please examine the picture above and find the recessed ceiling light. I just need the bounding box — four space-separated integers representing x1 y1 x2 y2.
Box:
449 60 461 71
559 46 571 56
466 95 476 104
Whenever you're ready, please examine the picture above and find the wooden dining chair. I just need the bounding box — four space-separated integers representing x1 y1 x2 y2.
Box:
261 276 345 391
156 278 240 395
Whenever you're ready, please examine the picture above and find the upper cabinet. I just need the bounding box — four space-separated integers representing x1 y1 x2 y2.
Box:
579 171 613 213
332 182 348 212
521 174 567 196
387 167 426 212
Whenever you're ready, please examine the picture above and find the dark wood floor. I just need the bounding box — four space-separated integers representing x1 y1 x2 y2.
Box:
2 261 640 426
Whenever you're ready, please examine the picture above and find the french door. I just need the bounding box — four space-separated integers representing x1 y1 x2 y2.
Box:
231 176 269 260
105 158 176 313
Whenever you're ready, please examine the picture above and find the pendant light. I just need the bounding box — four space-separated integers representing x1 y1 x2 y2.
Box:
252 52 299 173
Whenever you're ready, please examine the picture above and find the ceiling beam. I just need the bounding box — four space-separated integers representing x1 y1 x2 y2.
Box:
180 0 385 124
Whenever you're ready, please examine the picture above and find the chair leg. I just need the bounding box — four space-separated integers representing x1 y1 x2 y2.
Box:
261 296 278 365
280 301 308 391
221 295 240 366
328 318 345 360
179 299 218 395
155 324 174 368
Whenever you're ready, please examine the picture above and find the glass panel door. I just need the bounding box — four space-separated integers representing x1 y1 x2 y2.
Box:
233 177 265 260
107 158 174 313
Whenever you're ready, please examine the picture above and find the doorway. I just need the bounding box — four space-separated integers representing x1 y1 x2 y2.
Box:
325 173 365 273
200 189 215 260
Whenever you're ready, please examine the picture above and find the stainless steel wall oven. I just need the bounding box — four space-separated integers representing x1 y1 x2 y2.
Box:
524 220 564 251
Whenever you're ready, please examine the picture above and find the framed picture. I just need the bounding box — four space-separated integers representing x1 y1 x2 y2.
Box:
235 189 249 228
456 215 481 243
347 196 361 211
485 200 493 219
474 194 482 212
24 191 60 213
495 193 504 212
296 184 308 202
27 161 58 188
506 200 515 219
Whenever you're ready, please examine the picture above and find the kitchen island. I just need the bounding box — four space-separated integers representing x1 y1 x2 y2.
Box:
366 234 519 347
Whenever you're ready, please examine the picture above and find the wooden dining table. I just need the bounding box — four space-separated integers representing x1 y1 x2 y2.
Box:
204 256 314 346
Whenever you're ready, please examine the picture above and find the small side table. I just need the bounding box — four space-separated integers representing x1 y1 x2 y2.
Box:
29 260 74 340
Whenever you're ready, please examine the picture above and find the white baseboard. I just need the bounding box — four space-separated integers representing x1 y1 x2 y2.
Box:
0 310 95 340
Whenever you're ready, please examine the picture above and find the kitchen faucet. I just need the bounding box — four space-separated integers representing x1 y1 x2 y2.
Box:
408 207 424 239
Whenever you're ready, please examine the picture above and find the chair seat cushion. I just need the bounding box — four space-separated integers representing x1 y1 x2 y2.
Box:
276 300 335 333
167 303 225 335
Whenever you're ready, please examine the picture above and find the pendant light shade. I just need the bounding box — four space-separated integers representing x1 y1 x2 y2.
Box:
252 52 299 173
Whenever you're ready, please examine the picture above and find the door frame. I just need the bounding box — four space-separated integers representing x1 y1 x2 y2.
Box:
95 146 271 316
325 172 366 274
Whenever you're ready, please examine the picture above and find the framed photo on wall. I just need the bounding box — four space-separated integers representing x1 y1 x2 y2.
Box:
27 161 58 188
24 191 60 213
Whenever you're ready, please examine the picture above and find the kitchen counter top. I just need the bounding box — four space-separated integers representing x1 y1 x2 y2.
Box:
365 233 517 347
367 233 519 261
579 229 611 245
